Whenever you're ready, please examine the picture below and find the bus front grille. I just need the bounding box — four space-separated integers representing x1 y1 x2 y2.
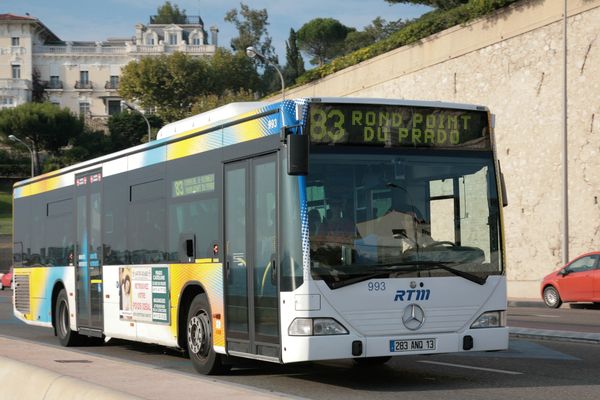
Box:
14 274 30 314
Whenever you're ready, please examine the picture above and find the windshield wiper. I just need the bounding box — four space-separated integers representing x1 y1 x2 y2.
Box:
328 261 487 290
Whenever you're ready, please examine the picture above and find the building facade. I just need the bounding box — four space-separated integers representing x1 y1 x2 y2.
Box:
0 13 218 123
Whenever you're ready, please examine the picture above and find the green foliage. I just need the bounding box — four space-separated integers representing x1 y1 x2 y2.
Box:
225 2 274 60
153 1 187 24
0 149 28 177
0 102 84 175
119 50 260 122
209 48 260 93
297 0 520 85
119 52 211 122
0 180 12 234
344 17 407 53
191 89 255 115
297 18 353 66
107 111 162 150
385 0 468 10
284 29 305 85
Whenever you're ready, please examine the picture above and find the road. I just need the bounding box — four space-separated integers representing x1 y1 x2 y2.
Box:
1 289 600 400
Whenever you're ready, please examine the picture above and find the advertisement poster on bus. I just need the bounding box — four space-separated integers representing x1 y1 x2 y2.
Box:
119 266 169 323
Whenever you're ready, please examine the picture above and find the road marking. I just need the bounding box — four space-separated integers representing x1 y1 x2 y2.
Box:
418 360 523 375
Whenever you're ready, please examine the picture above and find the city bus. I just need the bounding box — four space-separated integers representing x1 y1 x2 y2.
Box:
12 98 508 374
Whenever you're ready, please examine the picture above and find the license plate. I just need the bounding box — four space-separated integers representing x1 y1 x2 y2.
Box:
389 338 437 352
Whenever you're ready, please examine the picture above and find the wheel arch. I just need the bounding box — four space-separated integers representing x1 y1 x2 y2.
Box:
51 280 66 336
177 281 208 349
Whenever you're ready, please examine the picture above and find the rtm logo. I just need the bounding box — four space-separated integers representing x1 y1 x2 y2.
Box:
394 289 431 301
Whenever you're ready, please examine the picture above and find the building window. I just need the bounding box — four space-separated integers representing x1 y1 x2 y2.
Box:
79 102 90 116
192 37 201 45
80 71 89 84
110 75 119 88
12 65 21 79
107 100 121 115
1 97 15 108
49 75 61 89
11 37 20 46
169 34 177 45
146 36 154 45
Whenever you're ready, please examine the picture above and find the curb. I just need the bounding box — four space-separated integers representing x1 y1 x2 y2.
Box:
0 356 143 400
509 327 600 344
507 299 546 308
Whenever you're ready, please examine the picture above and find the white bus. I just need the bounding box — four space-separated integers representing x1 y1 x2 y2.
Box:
12 98 508 374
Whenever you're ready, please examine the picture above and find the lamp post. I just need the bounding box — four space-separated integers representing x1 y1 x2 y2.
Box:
121 101 152 142
246 46 285 100
8 134 34 177
562 0 569 263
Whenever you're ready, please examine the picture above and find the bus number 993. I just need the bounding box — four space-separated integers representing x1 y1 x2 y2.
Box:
368 281 386 291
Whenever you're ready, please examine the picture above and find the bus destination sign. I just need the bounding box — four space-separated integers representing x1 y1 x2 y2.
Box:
308 103 489 149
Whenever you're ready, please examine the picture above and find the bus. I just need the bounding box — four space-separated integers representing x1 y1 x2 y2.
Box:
12 98 508 374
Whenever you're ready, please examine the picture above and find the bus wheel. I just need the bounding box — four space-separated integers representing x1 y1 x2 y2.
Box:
187 294 228 375
55 288 81 346
353 356 392 366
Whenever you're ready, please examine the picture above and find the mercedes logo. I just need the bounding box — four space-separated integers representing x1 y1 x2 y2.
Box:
402 304 425 330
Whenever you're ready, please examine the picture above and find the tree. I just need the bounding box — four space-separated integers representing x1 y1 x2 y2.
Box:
191 89 255 115
31 68 47 103
385 0 468 10
297 18 353 66
209 48 260 94
225 3 275 60
344 17 407 53
119 52 211 122
283 29 305 85
0 103 83 175
107 111 162 150
152 1 187 24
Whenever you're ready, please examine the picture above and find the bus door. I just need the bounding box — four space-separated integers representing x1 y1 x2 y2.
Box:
224 154 280 360
74 170 104 334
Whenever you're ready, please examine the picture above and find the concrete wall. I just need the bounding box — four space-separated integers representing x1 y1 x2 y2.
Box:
278 0 600 298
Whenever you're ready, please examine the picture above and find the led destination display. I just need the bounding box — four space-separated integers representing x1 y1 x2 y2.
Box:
308 103 489 149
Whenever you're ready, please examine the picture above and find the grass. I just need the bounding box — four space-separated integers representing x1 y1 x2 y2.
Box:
0 181 12 235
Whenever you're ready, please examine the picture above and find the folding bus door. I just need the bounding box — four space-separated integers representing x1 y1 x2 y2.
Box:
224 154 280 360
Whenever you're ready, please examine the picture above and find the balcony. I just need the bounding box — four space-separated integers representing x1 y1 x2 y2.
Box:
149 15 204 25
105 81 119 90
75 81 93 90
45 80 64 90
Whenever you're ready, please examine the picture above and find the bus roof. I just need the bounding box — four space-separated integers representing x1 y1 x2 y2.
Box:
156 102 268 140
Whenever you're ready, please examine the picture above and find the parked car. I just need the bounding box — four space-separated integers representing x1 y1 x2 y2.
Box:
0 269 13 290
541 252 600 308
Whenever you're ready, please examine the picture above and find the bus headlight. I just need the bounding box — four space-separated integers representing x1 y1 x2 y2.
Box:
470 311 505 329
288 318 349 336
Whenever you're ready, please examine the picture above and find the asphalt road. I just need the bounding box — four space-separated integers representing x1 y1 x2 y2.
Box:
1 289 600 400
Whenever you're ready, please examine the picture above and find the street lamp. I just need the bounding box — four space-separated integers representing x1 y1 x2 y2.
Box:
121 101 152 143
246 46 285 100
8 135 34 177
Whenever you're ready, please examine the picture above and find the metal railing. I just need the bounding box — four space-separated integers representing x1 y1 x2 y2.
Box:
105 81 119 90
149 15 204 25
46 80 63 90
74 80 93 90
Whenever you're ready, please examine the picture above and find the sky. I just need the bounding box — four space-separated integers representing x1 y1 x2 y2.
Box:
4 0 430 65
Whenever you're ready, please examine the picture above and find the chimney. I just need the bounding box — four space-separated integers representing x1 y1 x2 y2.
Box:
210 26 218 46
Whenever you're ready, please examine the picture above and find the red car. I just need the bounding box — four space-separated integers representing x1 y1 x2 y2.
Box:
0 269 12 290
541 252 600 308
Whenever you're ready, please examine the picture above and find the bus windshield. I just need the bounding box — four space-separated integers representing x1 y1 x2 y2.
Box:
307 149 503 288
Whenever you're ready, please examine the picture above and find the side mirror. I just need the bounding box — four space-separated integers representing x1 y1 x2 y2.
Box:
287 134 309 176
559 268 569 276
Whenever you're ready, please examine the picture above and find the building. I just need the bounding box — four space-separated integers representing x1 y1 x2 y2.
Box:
0 13 218 124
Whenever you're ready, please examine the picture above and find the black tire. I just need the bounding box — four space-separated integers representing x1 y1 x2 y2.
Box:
55 288 82 346
353 356 392 366
186 294 229 375
543 286 562 308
